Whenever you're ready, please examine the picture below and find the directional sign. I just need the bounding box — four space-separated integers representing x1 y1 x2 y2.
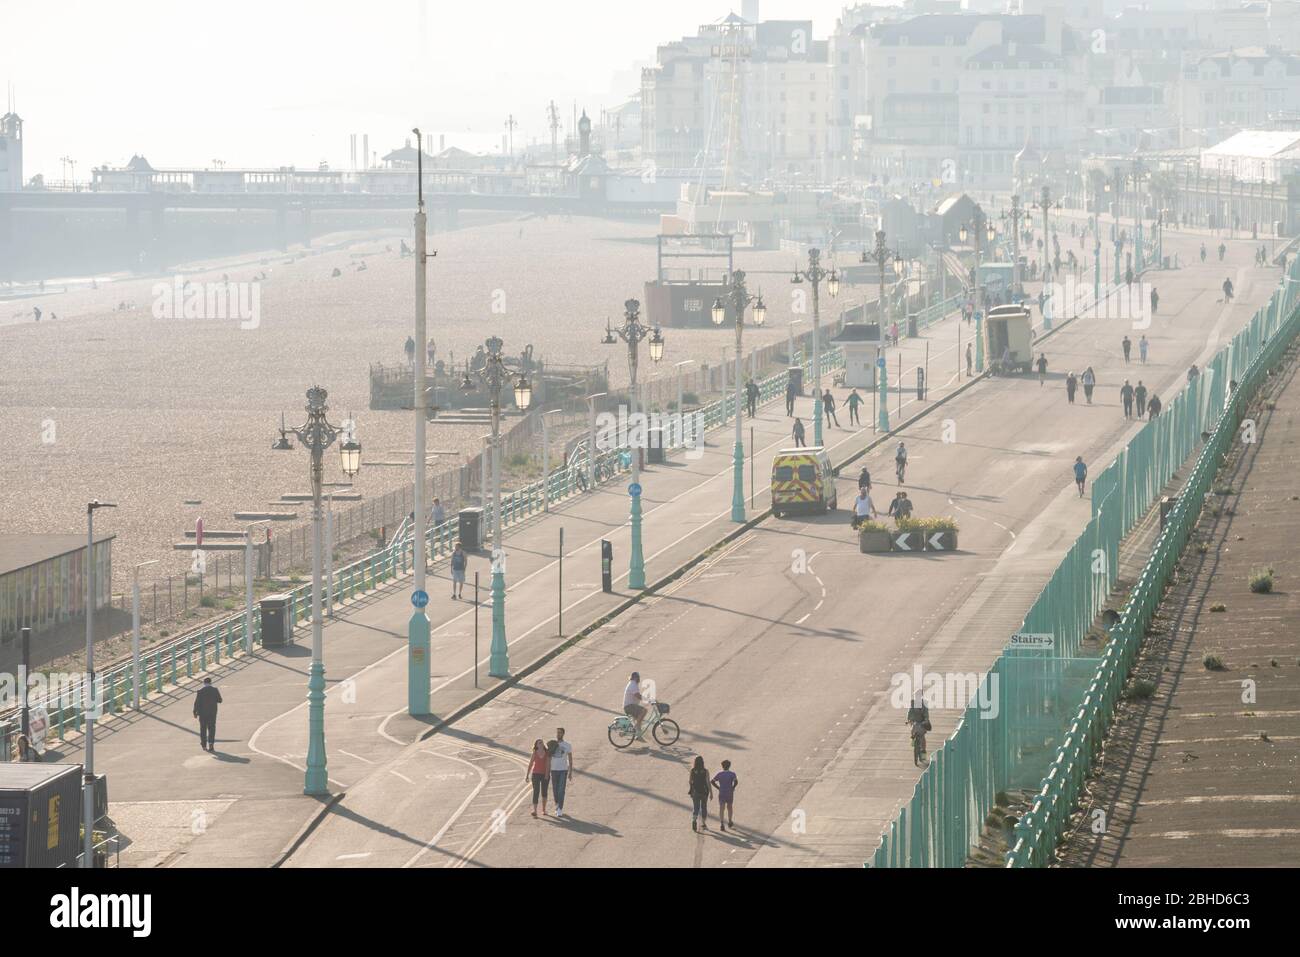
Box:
411 589 429 609
893 534 912 551
877 357 887 369
928 532 947 550
628 482 642 496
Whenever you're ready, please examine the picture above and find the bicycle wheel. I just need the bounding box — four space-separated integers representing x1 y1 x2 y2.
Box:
653 718 680 746
608 721 636 749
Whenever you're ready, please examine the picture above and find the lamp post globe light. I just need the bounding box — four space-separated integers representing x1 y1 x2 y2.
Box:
602 299 663 590
272 386 361 796
711 270 764 523
791 247 838 446
463 336 531 678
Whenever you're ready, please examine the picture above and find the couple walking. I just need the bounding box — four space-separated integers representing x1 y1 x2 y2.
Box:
688 756 739 832
526 728 575 818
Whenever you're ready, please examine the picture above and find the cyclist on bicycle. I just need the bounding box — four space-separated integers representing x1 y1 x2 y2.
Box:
857 466 872 494
623 671 648 738
895 441 908 483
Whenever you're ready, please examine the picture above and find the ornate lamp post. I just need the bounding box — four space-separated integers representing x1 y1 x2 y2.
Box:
959 208 995 373
462 337 531 677
1002 193 1025 298
602 299 664 590
1032 185 1061 327
791 248 839 446
273 386 361 795
712 271 766 522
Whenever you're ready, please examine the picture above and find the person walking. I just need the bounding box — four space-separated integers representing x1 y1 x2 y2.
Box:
431 497 446 529
1200 242 1207 263
1120 379 1135 419
1081 366 1096 404
966 342 973 377
821 389 840 428
1065 371 1078 404
1124 265 1133 287
689 756 712 832
890 320 899 346
526 739 551 817
1218 242 1226 262
1121 336 1132 364
1222 277 1234 302
745 379 759 418
1139 335 1149 364
1150 287 1159 316
549 727 574 818
792 417 806 448
450 540 467 599
404 335 416 365
785 378 796 416
711 760 738 832
887 490 914 525
426 338 435 365
194 677 222 753
1148 393 1162 419
1036 352 1047 386
846 388 863 426
1073 456 1088 498
1134 380 1148 417
851 487 879 530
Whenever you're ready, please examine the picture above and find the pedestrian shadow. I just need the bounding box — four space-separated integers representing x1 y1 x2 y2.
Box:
549 815 620 837
712 825 777 849
210 748 251 764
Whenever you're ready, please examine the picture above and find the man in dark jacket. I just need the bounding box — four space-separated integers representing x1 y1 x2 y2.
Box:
194 677 223 752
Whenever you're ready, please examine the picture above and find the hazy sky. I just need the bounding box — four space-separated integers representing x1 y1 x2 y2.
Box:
2 0 900 180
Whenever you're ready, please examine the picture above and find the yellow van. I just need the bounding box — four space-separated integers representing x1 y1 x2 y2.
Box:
771 448 838 517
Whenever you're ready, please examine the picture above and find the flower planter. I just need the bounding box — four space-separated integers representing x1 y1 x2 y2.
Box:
859 529 892 553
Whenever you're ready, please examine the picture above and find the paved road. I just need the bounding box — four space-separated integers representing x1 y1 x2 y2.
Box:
47 295 973 867
281 228 1283 867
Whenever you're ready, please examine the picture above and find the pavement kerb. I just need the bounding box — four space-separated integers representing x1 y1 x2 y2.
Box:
273 792 346 868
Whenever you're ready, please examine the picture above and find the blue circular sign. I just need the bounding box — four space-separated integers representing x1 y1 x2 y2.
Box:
411 589 429 609
628 482 642 496
876 357 887 369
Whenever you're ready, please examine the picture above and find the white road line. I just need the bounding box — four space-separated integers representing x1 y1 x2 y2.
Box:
401 750 491 868
338 750 374 764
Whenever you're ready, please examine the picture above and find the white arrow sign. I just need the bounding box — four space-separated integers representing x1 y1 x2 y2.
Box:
928 533 947 550
894 534 912 551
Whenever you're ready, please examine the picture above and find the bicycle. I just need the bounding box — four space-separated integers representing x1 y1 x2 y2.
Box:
608 700 680 748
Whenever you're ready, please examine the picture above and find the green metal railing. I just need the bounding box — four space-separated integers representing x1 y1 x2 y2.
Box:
870 257 1300 868
1 347 846 759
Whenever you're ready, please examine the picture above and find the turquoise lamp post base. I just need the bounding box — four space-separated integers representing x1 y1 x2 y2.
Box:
730 441 746 523
629 491 646 589
304 660 329 795
408 610 430 716
488 569 509 678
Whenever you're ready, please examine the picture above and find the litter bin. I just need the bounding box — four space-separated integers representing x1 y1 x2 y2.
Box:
787 366 804 396
601 540 613 593
647 427 666 464
907 312 918 338
259 594 294 648
458 507 484 550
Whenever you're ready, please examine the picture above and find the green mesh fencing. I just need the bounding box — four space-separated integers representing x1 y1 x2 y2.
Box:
871 257 1300 868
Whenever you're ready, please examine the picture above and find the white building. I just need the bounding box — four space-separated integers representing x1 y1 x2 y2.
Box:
1180 48 1300 142
1200 129 1300 183
0 112 21 191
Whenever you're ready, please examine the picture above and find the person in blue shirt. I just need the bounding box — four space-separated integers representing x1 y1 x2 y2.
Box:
450 541 468 599
1073 456 1088 498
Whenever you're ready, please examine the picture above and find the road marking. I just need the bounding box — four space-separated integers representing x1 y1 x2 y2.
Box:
335 852 371 861
338 750 373 764
401 749 492 868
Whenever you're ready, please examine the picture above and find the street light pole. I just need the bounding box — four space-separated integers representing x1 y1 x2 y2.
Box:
792 249 839 446
83 499 116 868
464 337 532 677
409 126 432 717
713 272 765 523
273 387 361 795
602 299 663 590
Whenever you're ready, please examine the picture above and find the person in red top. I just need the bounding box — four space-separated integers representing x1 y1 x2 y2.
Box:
526 739 552 817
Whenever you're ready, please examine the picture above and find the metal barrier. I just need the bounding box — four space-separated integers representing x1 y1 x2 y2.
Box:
869 256 1300 867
